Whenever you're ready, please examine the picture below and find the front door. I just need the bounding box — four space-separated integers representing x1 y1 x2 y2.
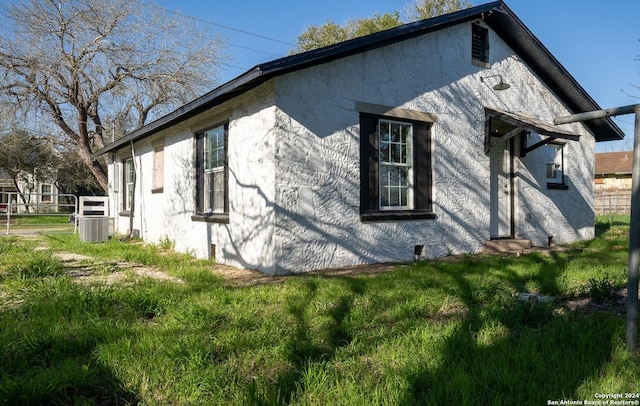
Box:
490 141 512 238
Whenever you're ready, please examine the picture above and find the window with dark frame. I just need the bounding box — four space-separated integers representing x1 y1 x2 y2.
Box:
194 123 229 222
41 184 52 202
544 143 568 190
472 23 489 68
360 113 434 222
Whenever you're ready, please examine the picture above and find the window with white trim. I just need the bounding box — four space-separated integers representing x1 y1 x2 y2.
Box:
124 158 134 211
379 119 413 209
41 184 52 202
544 143 567 189
152 144 164 193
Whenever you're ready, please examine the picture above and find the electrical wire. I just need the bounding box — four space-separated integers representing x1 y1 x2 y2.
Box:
148 2 296 47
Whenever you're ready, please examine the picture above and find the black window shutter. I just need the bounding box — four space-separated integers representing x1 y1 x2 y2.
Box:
195 133 204 213
413 122 432 211
223 123 229 213
360 114 379 213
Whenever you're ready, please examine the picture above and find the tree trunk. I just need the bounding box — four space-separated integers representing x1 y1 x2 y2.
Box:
74 146 108 193
11 178 30 213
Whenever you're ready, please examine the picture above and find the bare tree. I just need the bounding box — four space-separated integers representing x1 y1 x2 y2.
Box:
0 0 228 192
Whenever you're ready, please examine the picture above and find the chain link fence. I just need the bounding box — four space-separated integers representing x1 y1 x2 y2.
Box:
595 189 631 226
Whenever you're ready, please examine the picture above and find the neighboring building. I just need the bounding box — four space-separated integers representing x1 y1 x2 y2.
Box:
95 1 623 274
0 170 14 212
595 151 632 191
0 170 59 213
594 151 633 215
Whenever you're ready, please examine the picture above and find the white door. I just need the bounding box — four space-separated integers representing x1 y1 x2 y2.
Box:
490 142 511 237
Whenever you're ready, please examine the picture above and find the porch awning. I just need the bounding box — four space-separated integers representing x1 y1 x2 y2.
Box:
484 107 580 155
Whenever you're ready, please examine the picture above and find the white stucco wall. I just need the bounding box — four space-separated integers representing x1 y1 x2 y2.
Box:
109 82 279 272
270 22 595 273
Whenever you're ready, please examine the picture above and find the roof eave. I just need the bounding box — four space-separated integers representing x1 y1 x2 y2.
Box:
94 0 623 157
93 67 265 156
94 2 505 157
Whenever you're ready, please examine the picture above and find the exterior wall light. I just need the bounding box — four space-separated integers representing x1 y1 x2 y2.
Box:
480 74 511 90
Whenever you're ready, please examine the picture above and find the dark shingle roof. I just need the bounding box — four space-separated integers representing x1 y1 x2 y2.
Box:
94 0 624 156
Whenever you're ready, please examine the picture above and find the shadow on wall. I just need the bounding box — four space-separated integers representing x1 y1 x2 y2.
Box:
165 136 198 243
518 170 593 245
267 71 508 273
154 36 593 273
518 136 594 244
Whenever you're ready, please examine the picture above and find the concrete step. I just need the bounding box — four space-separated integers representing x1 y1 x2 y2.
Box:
483 239 532 254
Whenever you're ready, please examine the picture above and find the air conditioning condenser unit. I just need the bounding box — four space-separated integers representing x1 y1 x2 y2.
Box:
79 216 110 242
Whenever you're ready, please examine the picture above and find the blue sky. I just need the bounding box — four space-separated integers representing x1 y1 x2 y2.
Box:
159 0 639 152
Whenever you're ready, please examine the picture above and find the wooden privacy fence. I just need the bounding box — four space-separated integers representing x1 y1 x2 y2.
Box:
595 189 631 215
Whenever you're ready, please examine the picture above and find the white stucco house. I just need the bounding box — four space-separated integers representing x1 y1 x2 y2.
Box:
94 1 623 274
0 169 60 213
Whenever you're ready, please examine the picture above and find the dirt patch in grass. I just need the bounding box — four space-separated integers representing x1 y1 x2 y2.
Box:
52 251 185 285
41 244 631 319
555 288 627 316
210 262 413 286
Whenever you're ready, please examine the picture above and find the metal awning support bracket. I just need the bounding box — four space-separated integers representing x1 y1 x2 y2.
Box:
485 126 524 154
521 133 580 157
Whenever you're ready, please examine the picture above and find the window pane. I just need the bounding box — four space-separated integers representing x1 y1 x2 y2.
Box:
391 143 401 163
213 171 224 212
41 184 52 202
379 120 411 165
126 185 133 211
378 119 413 209
380 166 409 208
125 159 134 183
204 170 225 212
205 126 225 170
544 144 563 182
205 172 214 211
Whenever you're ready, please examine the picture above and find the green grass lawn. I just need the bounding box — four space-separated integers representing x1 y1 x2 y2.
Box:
2 214 73 230
0 218 638 405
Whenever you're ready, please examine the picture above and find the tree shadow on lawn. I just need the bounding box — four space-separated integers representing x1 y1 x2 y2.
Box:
246 276 366 405
251 252 625 404
0 286 147 404
0 333 141 405
398 255 623 404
